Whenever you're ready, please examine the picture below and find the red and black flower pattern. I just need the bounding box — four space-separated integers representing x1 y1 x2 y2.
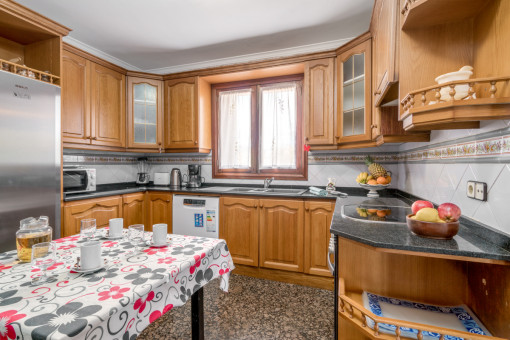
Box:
0 233 233 340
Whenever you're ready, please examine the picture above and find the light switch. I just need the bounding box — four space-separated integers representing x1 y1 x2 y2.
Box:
474 182 488 201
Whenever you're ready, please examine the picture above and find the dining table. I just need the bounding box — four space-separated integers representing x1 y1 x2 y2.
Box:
0 231 234 340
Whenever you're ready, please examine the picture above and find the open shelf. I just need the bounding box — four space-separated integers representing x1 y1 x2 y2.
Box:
400 76 510 131
338 279 504 340
1 57 60 84
400 0 491 30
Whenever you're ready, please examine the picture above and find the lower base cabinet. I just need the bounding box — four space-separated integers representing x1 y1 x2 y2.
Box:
304 201 334 277
219 197 259 267
63 196 122 237
259 199 305 272
122 192 146 227
146 192 172 233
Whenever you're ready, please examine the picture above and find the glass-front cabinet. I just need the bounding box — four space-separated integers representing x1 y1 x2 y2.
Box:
337 38 372 144
127 77 163 151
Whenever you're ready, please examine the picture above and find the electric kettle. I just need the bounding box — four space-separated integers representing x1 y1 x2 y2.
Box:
170 168 182 188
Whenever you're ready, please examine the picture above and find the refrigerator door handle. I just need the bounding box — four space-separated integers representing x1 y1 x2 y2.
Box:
327 233 335 275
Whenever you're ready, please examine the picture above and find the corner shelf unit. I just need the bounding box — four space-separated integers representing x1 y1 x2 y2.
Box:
400 76 510 131
338 278 505 340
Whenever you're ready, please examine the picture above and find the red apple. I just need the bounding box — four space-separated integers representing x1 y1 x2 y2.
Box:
438 203 461 222
411 200 434 215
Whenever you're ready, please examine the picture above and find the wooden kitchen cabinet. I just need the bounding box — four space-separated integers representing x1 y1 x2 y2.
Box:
304 201 334 277
164 77 211 153
122 192 146 227
62 50 90 144
371 0 399 107
259 199 304 272
127 77 164 151
63 196 122 237
336 35 373 146
146 192 172 233
304 58 335 147
90 63 126 148
62 46 126 150
220 197 259 267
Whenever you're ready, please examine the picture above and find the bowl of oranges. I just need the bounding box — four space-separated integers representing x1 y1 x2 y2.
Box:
355 156 392 197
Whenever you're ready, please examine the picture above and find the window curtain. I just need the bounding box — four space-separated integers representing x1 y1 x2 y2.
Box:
259 83 297 169
218 89 252 169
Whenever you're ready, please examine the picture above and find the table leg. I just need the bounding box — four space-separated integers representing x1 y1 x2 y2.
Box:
191 287 204 340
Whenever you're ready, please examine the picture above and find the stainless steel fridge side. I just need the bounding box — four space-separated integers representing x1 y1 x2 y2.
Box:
0 70 61 253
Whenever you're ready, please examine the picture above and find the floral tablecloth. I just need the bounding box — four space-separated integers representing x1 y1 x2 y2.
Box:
0 232 234 340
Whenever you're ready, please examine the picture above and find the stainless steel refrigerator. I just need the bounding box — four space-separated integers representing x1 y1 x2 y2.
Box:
0 70 61 253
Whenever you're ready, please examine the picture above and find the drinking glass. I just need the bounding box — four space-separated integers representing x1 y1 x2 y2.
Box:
81 218 97 241
128 224 145 254
31 242 56 285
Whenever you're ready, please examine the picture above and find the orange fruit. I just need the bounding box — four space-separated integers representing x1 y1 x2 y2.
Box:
367 179 378 185
377 176 388 185
386 176 392 183
377 210 386 217
367 209 377 215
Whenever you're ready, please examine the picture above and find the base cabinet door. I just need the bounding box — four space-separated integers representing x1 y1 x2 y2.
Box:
259 199 304 272
304 201 334 277
63 196 122 237
146 193 172 233
220 197 259 267
122 192 146 228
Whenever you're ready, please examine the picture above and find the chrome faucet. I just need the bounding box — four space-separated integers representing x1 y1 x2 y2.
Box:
264 177 274 189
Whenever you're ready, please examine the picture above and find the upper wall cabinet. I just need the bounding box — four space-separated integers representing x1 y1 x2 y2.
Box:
336 37 372 145
399 0 510 131
164 77 211 153
0 1 70 86
127 77 163 152
303 58 335 147
371 0 399 106
62 47 126 150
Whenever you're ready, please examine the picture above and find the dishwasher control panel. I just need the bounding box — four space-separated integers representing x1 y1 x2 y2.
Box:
183 199 206 207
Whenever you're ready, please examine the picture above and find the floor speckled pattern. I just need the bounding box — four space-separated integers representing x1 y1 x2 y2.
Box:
138 273 334 339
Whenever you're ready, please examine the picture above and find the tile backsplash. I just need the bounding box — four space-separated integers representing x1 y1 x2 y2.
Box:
64 120 510 235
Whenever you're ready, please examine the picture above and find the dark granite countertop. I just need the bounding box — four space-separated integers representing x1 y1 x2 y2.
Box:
63 182 340 201
330 194 510 262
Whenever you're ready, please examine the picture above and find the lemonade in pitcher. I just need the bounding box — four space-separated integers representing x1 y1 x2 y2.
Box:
16 216 52 262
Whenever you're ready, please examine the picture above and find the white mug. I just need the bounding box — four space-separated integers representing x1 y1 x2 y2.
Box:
109 218 123 237
152 224 167 246
80 241 101 270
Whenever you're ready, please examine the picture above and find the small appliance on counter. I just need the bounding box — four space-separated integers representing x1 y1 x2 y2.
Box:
63 167 96 194
136 158 150 185
187 164 205 188
170 168 182 188
154 172 170 186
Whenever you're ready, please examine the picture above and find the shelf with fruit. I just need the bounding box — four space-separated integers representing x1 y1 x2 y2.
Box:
407 200 462 239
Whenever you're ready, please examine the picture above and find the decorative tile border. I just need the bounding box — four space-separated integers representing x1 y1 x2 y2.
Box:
63 131 510 165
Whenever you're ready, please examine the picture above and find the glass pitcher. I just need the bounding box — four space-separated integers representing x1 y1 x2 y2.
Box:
16 216 53 262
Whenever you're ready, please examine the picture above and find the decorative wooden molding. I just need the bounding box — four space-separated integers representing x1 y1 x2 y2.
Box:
0 0 71 37
63 42 127 75
334 31 371 56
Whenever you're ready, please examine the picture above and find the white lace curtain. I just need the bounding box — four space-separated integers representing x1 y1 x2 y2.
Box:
218 82 298 170
259 82 297 169
218 89 252 169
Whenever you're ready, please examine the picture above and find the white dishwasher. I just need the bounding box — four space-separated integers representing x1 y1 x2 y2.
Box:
172 195 219 238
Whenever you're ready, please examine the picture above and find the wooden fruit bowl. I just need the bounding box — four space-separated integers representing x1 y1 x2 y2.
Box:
406 214 459 239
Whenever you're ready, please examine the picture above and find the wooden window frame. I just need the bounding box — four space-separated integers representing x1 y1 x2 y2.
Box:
212 74 307 180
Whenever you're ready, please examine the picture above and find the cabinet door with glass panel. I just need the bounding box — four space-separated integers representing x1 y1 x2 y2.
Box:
337 38 372 144
127 77 163 151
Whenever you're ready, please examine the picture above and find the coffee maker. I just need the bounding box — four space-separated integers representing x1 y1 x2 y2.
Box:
187 164 204 188
136 158 150 185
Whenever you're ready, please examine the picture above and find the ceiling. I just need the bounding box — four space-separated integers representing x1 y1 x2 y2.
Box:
17 0 374 74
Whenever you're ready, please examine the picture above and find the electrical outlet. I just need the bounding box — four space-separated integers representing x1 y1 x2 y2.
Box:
467 181 476 198
475 182 488 201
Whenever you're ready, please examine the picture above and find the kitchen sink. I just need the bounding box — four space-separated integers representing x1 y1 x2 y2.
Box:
226 187 307 195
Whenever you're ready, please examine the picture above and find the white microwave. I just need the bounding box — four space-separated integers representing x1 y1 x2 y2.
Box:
63 168 96 193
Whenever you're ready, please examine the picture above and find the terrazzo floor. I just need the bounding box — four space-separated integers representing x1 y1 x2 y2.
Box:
138 273 334 339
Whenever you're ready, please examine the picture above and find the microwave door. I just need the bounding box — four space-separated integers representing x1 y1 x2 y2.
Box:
64 171 88 192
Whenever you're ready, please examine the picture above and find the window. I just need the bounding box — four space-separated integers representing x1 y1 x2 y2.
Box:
212 75 306 180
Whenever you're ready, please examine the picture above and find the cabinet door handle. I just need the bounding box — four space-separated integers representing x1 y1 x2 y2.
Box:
194 140 198 144
259 203 264 208
335 136 340 139
92 136 97 140
374 91 381 96
371 124 378 129
305 137 309 141
158 142 162 153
